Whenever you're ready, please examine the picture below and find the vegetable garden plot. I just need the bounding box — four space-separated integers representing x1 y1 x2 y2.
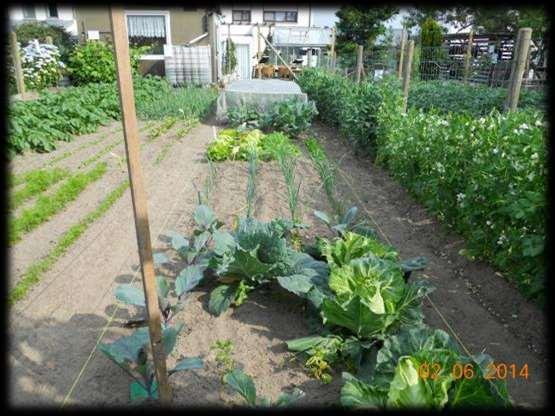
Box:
8 64 545 408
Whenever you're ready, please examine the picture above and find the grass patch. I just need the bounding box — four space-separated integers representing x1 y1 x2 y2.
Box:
8 180 130 305
10 167 70 210
9 162 108 245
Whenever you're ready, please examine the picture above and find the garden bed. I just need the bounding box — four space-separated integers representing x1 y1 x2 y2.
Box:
8 117 546 408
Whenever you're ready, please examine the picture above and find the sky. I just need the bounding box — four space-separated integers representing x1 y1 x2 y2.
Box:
311 6 467 33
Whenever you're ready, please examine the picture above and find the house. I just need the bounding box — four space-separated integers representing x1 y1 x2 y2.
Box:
9 5 210 77
217 4 338 79
9 4 79 36
74 6 209 76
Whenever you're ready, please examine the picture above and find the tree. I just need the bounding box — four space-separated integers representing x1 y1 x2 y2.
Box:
420 18 444 80
335 6 399 54
223 37 237 75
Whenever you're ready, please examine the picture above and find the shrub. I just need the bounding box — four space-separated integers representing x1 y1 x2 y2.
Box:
20 40 65 90
14 21 76 62
67 41 146 85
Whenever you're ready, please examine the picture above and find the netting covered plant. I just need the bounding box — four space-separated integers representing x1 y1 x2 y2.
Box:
20 40 65 90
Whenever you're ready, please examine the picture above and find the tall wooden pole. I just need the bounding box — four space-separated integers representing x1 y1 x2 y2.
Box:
330 27 336 69
505 28 533 112
356 44 364 83
10 32 26 97
402 40 415 113
207 11 218 83
463 29 474 84
398 29 406 79
108 6 171 404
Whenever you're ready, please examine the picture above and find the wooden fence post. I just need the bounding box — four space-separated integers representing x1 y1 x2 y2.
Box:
463 29 473 84
45 35 53 44
108 6 172 404
10 31 26 97
207 11 218 83
356 44 364 83
402 39 415 113
330 27 336 69
398 29 406 79
505 28 533 112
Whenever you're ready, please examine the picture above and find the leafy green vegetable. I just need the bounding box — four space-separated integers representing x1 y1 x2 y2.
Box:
340 326 512 409
208 217 328 314
206 128 300 162
224 369 305 407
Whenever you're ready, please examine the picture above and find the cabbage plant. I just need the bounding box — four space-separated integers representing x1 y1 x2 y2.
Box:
287 232 431 381
340 327 512 409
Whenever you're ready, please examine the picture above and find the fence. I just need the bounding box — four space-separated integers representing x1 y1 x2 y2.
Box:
315 33 546 91
164 45 212 86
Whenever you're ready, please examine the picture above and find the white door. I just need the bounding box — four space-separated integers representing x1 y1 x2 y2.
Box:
235 43 251 80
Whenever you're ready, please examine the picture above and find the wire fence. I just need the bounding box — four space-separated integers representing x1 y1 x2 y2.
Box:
312 44 547 91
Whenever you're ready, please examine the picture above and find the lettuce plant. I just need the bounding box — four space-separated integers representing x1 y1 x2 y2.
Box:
340 326 511 409
287 231 430 381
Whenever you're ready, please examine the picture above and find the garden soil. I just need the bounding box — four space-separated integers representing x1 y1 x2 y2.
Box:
8 119 546 408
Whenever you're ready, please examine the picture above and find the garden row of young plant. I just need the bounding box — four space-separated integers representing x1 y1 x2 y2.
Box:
8 101 211 305
297 68 547 305
7 75 217 157
99 106 511 408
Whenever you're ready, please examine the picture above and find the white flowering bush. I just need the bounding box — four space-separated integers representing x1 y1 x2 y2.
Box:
20 40 65 90
376 94 547 303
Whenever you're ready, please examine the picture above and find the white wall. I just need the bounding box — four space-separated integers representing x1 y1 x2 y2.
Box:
218 5 313 78
310 5 339 28
10 5 78 35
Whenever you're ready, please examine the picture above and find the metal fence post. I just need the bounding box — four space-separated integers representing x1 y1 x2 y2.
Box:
402 40 415 113
356 44 364 83
505 28 533 112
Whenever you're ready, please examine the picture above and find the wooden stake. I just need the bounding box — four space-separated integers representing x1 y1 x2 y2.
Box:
463 29 473 84
402 40 415 113
505 28 533 112
207 11 218 83
355 45 364 83
108 6 171 404
330 27 336 69
258 31 298 81
45 35 53 44
10 31 26 97
398 29 406 79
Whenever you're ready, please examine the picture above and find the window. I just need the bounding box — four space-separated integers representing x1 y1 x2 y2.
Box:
232 10 250 24
22 6 36 19
47 4 58 18
263 11 297 23
126 12 170 57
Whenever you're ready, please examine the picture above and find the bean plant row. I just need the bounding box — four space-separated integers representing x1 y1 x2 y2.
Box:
299 68 547 304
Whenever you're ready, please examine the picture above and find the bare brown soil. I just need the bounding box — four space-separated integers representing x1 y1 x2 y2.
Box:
8 119 546 408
